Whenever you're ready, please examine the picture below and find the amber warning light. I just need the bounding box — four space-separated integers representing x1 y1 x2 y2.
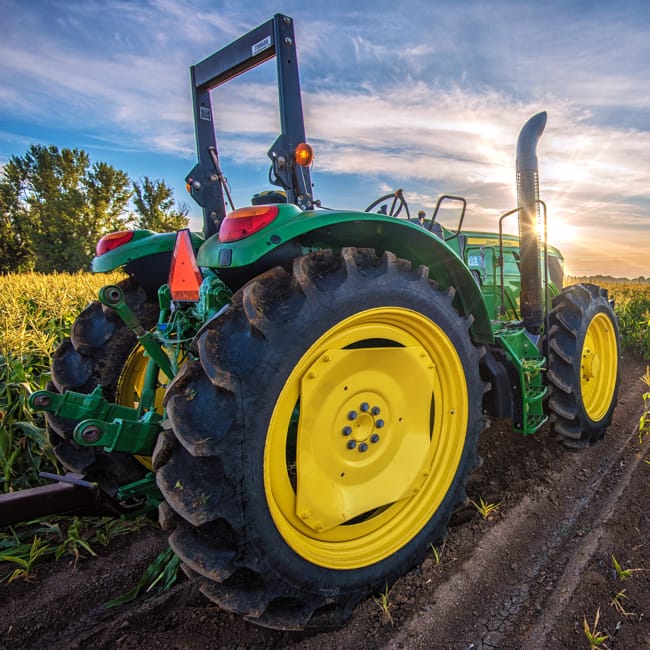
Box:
169 229 203 301
295 142 313 167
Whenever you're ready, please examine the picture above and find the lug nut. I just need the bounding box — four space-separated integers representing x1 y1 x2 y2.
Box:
375 419 385 428
358 442 368 452
348 410 358 420
371 406 381 415
360 402 369 412
347 440 357 450
342 426 352 436
370 434 380 443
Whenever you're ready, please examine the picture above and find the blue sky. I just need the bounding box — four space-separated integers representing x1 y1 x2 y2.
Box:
2 0 650 277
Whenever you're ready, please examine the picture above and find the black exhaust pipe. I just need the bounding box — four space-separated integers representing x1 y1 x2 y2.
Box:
516 111 547 334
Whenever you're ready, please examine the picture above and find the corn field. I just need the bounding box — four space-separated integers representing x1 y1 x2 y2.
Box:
0 271 123 492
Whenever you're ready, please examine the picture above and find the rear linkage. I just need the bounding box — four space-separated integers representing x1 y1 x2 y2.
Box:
2 252 232 526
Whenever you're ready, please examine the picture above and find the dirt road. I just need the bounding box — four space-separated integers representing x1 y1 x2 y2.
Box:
3 354 648 649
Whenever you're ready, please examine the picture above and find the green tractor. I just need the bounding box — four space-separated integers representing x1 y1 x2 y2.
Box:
26 14 619 630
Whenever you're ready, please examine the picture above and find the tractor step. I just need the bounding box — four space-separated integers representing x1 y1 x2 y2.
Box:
495 327 548 435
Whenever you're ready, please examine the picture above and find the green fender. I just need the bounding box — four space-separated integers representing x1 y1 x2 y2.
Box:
91 230 205 273
197 205 494 345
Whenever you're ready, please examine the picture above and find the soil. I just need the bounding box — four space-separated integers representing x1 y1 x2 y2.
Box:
2 352 649 650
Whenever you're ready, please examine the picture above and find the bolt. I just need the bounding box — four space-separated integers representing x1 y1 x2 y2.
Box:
81 425 102 443
283 16 291 23
284 36 293 46
308 371 316 379
348 410 358 421
375 419 385 428
358 442 368 452
299 510 310 520
347 440 357 450
370 434 380 443
323 354 331 362
33 394 51 408
371 406 381 415
360 402 369 412
342 426 352 436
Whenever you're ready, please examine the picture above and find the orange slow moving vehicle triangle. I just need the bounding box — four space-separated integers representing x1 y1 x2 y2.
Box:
169 229 203 301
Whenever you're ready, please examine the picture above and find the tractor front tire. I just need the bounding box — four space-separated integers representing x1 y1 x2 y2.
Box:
156 248 486 630
546 283 620 448
48 277 159 490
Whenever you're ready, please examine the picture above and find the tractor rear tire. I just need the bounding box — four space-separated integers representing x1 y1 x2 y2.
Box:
546 283 620 448
47 277 159 491
155 248 486 630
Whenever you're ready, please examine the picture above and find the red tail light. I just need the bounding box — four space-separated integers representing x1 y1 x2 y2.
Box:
96 231 134 256
218 205 279 242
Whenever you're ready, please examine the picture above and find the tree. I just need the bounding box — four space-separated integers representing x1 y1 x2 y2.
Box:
131 177 189 232
0 145 132 272
0 163 33 273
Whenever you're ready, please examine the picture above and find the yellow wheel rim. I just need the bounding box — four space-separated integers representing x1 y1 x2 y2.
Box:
116 344 168 469
581 312 618 422
264 307 469 569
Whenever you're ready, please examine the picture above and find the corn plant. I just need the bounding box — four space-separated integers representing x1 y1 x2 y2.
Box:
470 496 501 520
430 542 444 565
373 582 394 626
610 589 634 617
0 271 123 493
0 516 148 583
639 367 650 445
611 554 642 581
1 535 50 584
583 608 609 649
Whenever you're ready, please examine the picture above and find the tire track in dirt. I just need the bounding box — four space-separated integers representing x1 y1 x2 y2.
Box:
386 363 647 649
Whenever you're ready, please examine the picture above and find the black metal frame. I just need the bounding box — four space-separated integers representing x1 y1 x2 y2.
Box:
186 14 313 239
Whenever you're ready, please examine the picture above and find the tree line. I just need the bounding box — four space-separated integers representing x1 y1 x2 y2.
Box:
0 144 190 273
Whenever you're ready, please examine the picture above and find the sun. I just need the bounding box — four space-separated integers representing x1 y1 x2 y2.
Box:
543 221 578 247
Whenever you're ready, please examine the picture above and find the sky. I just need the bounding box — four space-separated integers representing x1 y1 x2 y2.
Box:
2 0 650 278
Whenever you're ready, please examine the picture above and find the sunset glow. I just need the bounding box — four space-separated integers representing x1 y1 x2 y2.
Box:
1 1 649 278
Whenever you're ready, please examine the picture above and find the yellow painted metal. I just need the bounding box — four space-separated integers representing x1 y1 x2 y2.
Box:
264 307 469 570
581 312 618 422
116 345 166 470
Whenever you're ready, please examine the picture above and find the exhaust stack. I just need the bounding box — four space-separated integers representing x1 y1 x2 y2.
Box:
516 111 547 334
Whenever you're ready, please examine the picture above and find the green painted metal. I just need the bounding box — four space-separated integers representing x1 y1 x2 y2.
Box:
197 205 495 344
73 411 161 456
116 473 163 514
494 326 548 435
30 385 139 422
98 285 174 380
91 230 204 273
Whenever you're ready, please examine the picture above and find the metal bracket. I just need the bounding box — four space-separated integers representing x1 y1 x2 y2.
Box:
73 411 161 456
98 284 174 380
30 385 138 422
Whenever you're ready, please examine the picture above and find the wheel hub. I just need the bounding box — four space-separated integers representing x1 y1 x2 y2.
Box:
295 346 438 532
582 347 601 381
